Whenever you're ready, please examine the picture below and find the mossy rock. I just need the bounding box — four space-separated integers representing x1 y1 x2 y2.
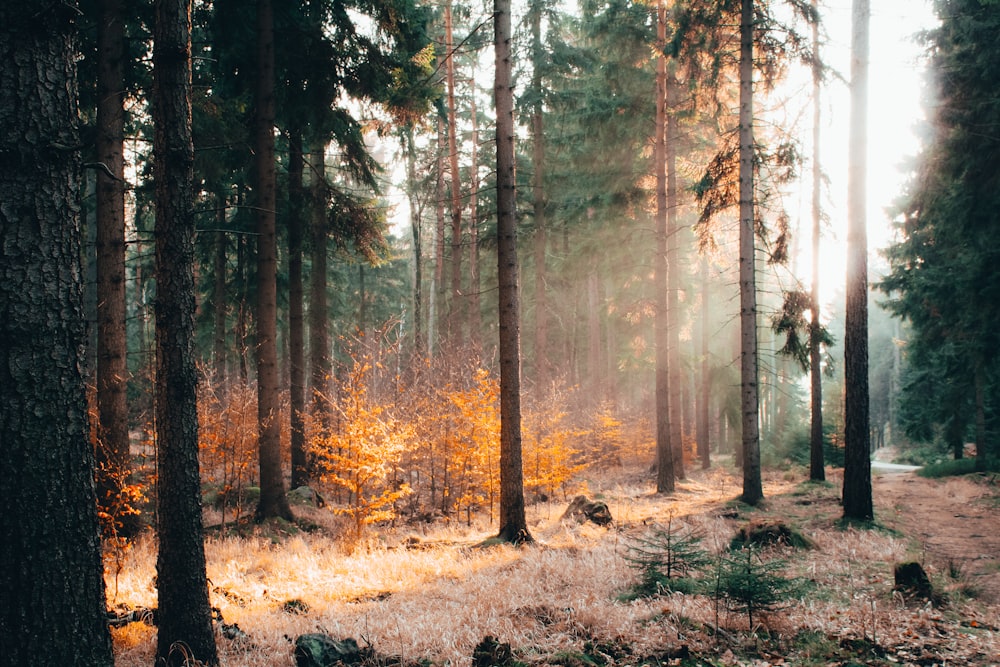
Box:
729 520 814 550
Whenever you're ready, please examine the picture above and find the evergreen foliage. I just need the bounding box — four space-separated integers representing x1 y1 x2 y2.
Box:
713 546 803 630
624 518 711 596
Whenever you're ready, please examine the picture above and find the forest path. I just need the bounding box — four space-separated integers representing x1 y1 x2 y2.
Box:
872 467 1000 603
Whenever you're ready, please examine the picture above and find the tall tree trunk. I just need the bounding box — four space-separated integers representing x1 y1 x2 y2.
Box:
432 111 447 358
0 4 114 663
739 0 763 505
809 0 826 482
445 1 464 350
530 0 550 391
95 0 132 533
310 144 331 411
468 74 483 357
212 210 228 385
697 256 711 469
666 70 686 481
843 0 873 521
254 0 292 522
654 0 675 493
288 129 309 488
151 0 219 663
404 128 425 362
495 0 531 543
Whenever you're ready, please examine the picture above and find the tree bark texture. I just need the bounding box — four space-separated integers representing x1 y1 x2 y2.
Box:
95 0 132 526
495 0 531 543
288 129 308 488
151 0 219 663
445 1 465 350
0 4 114 664
843 0 873 521
654 0 675 494
809 0 826 482
739 0 763 505
255 0 292 521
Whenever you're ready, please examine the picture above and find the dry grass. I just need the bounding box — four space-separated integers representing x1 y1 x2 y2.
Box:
108 464 1000 666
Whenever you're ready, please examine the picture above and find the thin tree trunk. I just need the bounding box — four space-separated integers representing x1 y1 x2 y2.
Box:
432 111 447 358
0 4 114 662
95 0 132 532
445 1 464 349
697 257 711 469
809 0 825 482
151 0 219 662
666 71 685 481
288 129 308 488
310 144 330 414
468 74 483 357
530 0 550 390
404 128 425 361
843 0 873 521
254 0 292 521
495 0 531 543
739 0 763 505
654 0 675 493
212 213 227 385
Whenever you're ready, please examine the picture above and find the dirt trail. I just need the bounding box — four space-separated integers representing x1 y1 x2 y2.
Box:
873 468 1000 603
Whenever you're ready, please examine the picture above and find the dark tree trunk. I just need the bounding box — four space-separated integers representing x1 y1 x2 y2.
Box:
151 0 219 663
739 0 763 506
94 0 132 532
809 0 826 482
254 0 292 522
495 0 531 544
843 0 873 521
212 214 227 384
0 5 114 664
654 0 675 493
309 143 331 413
288 129 308 488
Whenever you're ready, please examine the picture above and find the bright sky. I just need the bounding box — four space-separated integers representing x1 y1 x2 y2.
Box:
787 0 938 304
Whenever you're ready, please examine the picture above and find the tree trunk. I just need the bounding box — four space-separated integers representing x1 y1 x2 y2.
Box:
530 0 550 391
151 0 219 663
94 0 133 533
739 0 763 505
310 143 331 411
254 0 292 522
666 70 686 481
212 213 228 385
288 129 309 488
697 256 711 469
495 0 531 543
468 73 483 357
654 0 675 493
0 5 114 663
432 111 447 358
843 0 873 521
809 0 826 482
445 1 464 350
404 128 425 362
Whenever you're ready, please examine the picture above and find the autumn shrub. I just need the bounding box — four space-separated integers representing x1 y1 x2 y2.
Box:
311 357 413 547
523 390 586 502
198 379 258 528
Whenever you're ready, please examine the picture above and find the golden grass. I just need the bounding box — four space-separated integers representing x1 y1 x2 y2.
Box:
108 464 1000 666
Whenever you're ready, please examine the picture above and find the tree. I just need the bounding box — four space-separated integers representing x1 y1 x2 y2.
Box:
808 0 825 482
880 0 1000 472
444 0 465 349
842 0 872 522
152 0 219 663
495 0 532 544
737 0 763 505
0 4 114 664
94 0 134 532
654 0 676 494
288 130 309 488
254 0 293 522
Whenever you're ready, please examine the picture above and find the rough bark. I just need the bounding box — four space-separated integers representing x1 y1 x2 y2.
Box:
254 0 292 522
654 0 675 494
0 4 114 664
94 0 132 529
843 0 873 521
739 0 763 506
151 0 219 663
288 130 308 488
809 0 825 482
495 0 532 543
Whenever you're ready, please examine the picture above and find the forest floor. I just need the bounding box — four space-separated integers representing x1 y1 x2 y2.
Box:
107 460 1000 667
